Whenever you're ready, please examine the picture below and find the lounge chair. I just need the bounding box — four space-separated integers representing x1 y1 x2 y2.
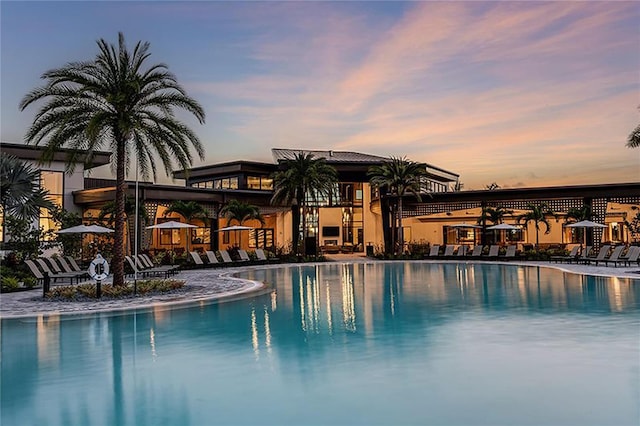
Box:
237 249 251 262
218 250 235 264
137 254 179 275
23 260 45 286
470 246 484 257
35 258 86 284
456 245 469 257
585 245 611 266
55 256 79 274
427 245 440 257
205 251 222 266
599 246 625 267
255 249 269 262
503 245 517 260
484 245 500 259
618 246 640 267
551 246 580 263
66 256 83 272
189 251 206 267
442 245 455 258
125 256 171 279
574 246 593 264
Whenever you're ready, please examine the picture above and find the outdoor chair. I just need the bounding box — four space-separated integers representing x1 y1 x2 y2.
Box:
470 246 484 257
125 256 171 279
43 257 64 273
55 256 78 274
189 251 206 267
218 250 235 264
550 246 580 263
205 251 222 266
138 254 179 275
456 245 469 257
618 246 640 267
66 256 83 272
35 258 86 284
255 248 279 263
237 250 251 262
442 245 455 258
574 246 593 264
427 245 440 257
484 245 500 259
23 260 45 286
503 245 517 260
599 246 625 267
585 245 611 266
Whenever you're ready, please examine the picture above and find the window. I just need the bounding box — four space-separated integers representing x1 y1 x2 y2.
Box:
191 227 211 244
214 177 239 190
40 170 64 239
247 176 273 190
249 229 274 249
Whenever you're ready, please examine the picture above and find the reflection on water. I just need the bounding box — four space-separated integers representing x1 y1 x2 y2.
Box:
1 263 638 426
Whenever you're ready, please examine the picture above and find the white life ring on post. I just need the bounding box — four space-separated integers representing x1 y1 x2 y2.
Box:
88 254 110 281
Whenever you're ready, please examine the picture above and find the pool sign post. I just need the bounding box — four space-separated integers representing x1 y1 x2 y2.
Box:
88 253 109 298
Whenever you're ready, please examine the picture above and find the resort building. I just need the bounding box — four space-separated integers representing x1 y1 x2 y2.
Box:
2 141 639 256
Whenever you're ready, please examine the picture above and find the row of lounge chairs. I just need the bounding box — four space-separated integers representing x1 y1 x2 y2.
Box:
425 244 517 260
125 254 180 279
189 249 276 268
551 245 640 267
24 256 88 285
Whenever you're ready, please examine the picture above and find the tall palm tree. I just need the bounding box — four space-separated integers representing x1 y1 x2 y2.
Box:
0 153 55 222
368 156 429 255
163 200 209 252
219 199 264 226
271 153 338 255
20 33 206 286
517 203 555 248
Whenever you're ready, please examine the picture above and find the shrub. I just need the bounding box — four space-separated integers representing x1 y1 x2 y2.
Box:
1 276 20 291
23 276 37 288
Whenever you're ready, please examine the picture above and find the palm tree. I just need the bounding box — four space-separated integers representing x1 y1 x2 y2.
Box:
0 153 55 222
162 200 209 253
219 199 264 226
20 33 205 286
271 153 338 255
477 205 513 244
517 203 555 248
368 156 429 255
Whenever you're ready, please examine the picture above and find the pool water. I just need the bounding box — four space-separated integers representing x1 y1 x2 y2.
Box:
2 263 639 425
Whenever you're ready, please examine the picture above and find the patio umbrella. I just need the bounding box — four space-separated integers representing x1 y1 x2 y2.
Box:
216 225 253 248
146 221 197 253
57 224 115 261
566 220 607 246
486 223 520 244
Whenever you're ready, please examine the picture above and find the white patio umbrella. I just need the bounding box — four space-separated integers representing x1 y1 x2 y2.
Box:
486 223 521 244
57 224 114 260
217 225 253 248
566 220 607 246
146 221 197 253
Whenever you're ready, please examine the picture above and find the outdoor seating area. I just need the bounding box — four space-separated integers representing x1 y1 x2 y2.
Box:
187 249 280 269
549 245 640 267
424 244 518 261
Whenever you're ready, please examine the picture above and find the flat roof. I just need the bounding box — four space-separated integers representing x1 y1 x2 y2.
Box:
1 142 111 170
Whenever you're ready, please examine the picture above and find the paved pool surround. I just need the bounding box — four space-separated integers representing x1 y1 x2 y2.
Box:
1 258 638 319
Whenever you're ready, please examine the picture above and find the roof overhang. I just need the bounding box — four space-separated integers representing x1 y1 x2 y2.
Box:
1 142 111 170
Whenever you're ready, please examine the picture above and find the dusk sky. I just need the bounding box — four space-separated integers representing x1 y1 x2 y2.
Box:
1 1 638 189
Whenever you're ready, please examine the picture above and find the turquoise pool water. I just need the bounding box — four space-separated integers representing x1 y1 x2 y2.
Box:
1 263 639 426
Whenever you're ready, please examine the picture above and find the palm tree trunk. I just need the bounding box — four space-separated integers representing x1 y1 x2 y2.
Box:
112 138 126 287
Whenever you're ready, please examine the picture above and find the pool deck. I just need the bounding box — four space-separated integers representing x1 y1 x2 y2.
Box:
1 257 638 319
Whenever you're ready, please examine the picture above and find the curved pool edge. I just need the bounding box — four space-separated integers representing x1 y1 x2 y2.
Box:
1 259 637 320
0 269 267 320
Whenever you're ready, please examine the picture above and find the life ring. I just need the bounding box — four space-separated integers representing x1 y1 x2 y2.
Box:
88 254 110 281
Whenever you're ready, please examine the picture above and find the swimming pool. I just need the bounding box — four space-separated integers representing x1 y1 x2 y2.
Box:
2 262 638 425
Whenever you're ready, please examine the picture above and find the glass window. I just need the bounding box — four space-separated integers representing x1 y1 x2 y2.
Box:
40 171 64 239
247 176 261 190
229 177 238 189
261 177 273 190
191 227 211 244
